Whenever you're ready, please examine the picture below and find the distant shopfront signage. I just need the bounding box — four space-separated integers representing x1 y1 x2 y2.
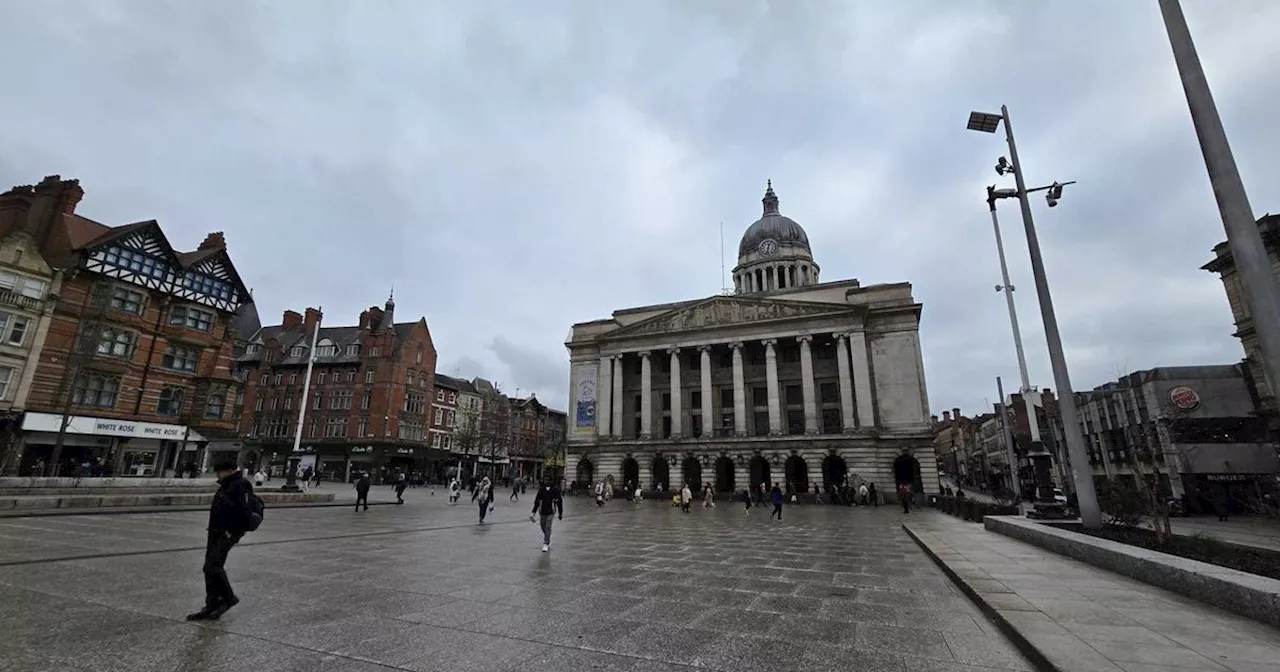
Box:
1204 473 1268 483
1169 386 1200 411
21 412 203 441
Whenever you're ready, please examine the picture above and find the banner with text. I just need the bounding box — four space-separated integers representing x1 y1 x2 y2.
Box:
573 362 598 433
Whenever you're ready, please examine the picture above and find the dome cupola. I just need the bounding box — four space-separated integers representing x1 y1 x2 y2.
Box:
732 181 820 293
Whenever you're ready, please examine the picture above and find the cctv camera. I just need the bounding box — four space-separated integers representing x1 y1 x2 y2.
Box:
1046 194 1059 208
1045 182 1064 208
995 157 1010 176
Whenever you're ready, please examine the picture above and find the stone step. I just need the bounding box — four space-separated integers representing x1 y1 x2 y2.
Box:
0 487 219 496
0 491 334 511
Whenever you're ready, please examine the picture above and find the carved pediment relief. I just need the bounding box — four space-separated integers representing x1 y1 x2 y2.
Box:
609 296 854 338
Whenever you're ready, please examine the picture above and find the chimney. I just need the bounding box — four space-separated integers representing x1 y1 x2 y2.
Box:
303 307 322 334
198 231 226 250
281 310 303 329
942 411 952 422
359 310 371 330
930 414 939 424
366 306 384 330
14 175 84 246
952 407 960 420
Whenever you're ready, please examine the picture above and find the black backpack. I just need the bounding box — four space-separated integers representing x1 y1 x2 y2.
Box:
245 490 266 532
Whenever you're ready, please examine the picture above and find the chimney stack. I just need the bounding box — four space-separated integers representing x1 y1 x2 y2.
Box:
198 231 226 250
281 310 303 329
359 310 370 330
303 307 322 334
942 411 952 422
366 306 384 330
952 407 961 420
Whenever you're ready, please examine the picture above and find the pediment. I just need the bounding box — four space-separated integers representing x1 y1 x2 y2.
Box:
607 296 855 338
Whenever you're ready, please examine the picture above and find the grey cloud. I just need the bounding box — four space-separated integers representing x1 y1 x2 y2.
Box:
2 0 1278 418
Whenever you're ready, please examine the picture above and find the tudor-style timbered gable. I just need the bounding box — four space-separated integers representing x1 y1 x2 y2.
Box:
81 224 249 312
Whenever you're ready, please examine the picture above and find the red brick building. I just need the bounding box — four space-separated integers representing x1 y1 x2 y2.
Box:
0 175 255 476
235 297 444 483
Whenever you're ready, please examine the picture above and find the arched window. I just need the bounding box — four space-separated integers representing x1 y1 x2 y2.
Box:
315 338 337 357
204 393 225 420
157 386 185 417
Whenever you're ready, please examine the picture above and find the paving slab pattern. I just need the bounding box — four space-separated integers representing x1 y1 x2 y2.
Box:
906 517 1280 672
0 499 1030 671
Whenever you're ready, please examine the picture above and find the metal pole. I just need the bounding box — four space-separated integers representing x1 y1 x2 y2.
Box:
1001 104 1101 528
996 377 1021 507
988 192 1044 447
284 309 322 492
1159 0 1280 403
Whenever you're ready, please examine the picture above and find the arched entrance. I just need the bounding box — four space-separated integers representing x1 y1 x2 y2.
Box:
784 454 808 494
576 458 594 486
651 456 670 490
749 455 771 490
621 457 640 489
681 457 703 491
822 454 847 488
715 456 736 492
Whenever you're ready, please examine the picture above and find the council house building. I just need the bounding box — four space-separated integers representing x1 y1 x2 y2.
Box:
565 183 935 499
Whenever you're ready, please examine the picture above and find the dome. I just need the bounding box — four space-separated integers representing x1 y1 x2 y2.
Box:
737 181 810 258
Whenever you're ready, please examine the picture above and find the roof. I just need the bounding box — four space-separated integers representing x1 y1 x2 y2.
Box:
434 374 477 394
238 320 423 365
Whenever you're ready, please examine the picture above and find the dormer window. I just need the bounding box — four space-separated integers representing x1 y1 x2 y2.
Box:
247 344 261 355
290 346 306 358
346 344 359 356
315 338 337 357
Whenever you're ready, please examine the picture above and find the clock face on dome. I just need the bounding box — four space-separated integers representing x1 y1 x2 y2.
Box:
758 239 779 256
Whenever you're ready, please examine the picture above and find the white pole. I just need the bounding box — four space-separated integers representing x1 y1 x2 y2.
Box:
291 309 323 453
988 195 1044 446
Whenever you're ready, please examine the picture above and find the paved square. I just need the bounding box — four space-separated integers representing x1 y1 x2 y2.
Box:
0 494 1032 671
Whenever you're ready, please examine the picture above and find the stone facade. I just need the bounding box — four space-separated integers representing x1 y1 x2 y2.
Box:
565 185 935 498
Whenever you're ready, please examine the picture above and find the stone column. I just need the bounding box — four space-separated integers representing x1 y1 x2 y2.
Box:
764 339 781 435
597 355 613 439
668 348 682 438
836 333 856 433
639 351 652 439
848 331 876 427
798 335 818 434
611 356 624 437
731 342 746 436
699 345 713 437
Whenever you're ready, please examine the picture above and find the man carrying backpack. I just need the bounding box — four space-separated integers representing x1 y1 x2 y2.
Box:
187 460 259 621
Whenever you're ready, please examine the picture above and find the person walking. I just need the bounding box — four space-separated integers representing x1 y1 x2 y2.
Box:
186 461 255 621
858 482 869 506
770 482 784 521
867 482 879 507
893 449 916 514
354 472 371 512
680 483 693 513
473 476 494 524
531 477 564 552
394 471 408 505
509 481 520 502
448 477 461 505
594 480 605 507
741 488 752 515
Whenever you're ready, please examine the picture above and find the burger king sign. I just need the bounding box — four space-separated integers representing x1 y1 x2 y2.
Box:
1169 386 1200 411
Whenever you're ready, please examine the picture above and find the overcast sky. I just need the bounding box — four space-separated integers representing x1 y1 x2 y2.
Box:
3 1 1278 415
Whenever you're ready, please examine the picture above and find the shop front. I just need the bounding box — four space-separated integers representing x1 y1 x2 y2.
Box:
18 412 205 477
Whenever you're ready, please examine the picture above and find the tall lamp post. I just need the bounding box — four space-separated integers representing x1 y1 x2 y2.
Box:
967 107 1101 528
1159 0 1280 404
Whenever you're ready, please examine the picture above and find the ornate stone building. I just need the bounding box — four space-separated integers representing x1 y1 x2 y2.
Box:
565 184 936 498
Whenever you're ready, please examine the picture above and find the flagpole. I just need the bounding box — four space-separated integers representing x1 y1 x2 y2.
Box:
282 308 323 492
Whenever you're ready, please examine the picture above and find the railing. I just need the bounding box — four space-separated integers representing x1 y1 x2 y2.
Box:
0 288 45 312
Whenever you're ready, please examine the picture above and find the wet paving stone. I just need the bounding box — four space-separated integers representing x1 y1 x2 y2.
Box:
0 497 1030 671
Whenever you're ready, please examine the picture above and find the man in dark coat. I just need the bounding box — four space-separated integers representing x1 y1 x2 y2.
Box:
531 476 563 552
187 460 254 621
354 472 371 511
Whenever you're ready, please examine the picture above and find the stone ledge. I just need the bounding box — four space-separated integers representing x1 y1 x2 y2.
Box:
984 515 1280 629
0 491 335 511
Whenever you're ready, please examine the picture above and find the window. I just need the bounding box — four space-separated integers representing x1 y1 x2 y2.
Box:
434 408 443 425
162 345 199 372
370 347 379 357
416 347 423 364
345 371 354 382
94 326 134 358
324 418 347 438
315 345 337 357
346 344 359 356
404 393 425 414
269 396 278 411
290 346 305 358
399 421 424 441
0 271 48 300
247 343 261 355
156 386 185 416
720 388 734 408
361 391 370 410
331 390 352 410
289 373 297 385
442 434 452 450
169 305 214 332
0 366 13 400
0 312 29 346
820 382 839 404
103 246 168 280
313 391 323 410
784 385 803 405
448 392 456 404
436 389 445 401
254 397 263 411
357 418 367 437
318 372 327 385
752 387 768 407
72 372 119 408
273 374 281 385
691 391 702 409
182 271 232 301
365 370 375 383
260 374 268 386
283 395 292 410
308 419 318 438
448 410 455 426
109 286 145 314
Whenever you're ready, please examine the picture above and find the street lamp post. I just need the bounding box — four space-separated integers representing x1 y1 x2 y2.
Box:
967 107 1101 528
1159 0 1280 405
